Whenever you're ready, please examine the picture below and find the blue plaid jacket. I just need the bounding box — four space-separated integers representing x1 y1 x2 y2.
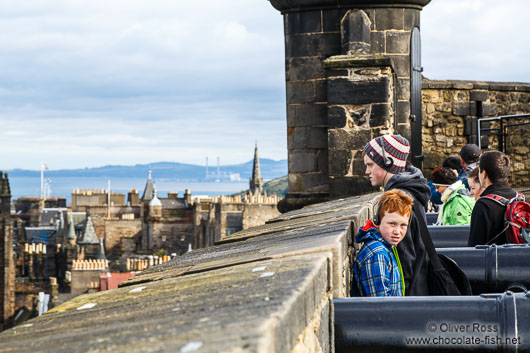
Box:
352 219 404 297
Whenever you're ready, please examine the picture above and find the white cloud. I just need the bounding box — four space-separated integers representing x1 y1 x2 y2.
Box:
0 0 528 171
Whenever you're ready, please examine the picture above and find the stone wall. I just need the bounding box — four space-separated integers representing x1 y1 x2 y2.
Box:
194 196 281 247
422 79 530 186
104 219 142 256
0 192 381 352
0 172 15 331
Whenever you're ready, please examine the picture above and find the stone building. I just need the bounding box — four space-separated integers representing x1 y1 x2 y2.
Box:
193 194 281 248
13 197 67 227
139 174 194 255
0 172 15 330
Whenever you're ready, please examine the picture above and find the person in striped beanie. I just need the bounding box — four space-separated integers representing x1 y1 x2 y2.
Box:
363 134 411 186
362 134 431 296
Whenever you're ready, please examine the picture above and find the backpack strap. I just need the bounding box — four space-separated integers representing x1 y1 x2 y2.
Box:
480 194 509 206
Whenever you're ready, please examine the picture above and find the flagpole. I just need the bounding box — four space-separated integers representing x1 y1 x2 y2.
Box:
40 162 44 199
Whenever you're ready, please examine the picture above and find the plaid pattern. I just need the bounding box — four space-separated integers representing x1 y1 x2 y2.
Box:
353 225 404 297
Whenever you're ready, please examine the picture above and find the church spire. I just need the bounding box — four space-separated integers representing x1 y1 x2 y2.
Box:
141 168 155 201
249 142 264 195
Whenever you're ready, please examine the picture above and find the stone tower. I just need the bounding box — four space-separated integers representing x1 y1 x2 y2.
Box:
269 0 431 211
0 172 15 330
249 143 264 195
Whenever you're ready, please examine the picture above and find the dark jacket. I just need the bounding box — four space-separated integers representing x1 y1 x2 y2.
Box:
468 181 517 246
385 166 431 296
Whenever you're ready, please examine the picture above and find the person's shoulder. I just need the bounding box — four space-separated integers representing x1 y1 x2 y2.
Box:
357 240 390 262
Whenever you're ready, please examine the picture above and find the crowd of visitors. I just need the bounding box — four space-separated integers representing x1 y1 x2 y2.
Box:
352 135 526 297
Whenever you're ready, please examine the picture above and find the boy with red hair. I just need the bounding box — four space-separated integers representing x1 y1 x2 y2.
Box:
352 189 413 296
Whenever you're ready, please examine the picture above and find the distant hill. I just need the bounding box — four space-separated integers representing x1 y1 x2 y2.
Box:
7 159 288 181
264 176 288 196
235 175 288 197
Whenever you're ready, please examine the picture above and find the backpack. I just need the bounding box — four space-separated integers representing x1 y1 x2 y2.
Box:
480 192 530 244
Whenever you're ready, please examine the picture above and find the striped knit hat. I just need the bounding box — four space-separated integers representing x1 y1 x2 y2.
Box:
363 134 410 174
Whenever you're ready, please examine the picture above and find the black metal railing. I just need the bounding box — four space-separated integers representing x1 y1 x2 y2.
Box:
478 113 530 152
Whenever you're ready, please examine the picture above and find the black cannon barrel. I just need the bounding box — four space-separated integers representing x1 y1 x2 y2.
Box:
426 212 439 225
334 292 530 353
428 225 469 248
438 244 530 294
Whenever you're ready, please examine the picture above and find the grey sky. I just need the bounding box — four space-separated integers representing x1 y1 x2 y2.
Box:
0 0 528 170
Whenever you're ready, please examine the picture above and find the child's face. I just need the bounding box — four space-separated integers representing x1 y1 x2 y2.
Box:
377 211 409 246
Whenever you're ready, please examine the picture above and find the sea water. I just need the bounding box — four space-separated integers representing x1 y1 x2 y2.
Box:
9 176 250 204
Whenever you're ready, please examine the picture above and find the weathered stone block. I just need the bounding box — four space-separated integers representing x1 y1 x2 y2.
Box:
370 31 385 53
404 8 420 28
288 173 303 193
349 105 370 127
286 33 341 58
341 10 371 54
286 10 322 35
294 127 308 149
295 104 328 127
315 79 327 102
287 127 295 149
287 81 315 104
396 100 410 125
308 127 328 149
470 90 488 102
397 77 410 100
328 150 353 176
481 103 497 117
327 77 391 105
322 9 341 32
464 117 478 136
388 54 410 78
386 31 409 54
289 151 318 173
374 8 404 30
370 103 391 127
326 69 349 77
422 89 442 104
453 102 477 116
330 176 375 198
287 57 325 81
317 149 329 173
353 150 367 176
301 173 329 193
328 106 347 128
328 129 371 150
287 105 297 128
396 123 411 142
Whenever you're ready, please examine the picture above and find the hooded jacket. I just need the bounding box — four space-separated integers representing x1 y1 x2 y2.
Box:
352 220 404 297
385 166 431 296
468 181 517 246
439 180 475 225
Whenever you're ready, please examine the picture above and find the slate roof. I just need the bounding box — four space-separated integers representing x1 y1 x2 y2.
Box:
141 170 154 202
77 216 99 244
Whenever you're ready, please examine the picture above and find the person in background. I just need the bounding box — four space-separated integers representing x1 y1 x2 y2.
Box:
430 167 475 225
428 156 463 211
352 189 413 297
468 151 518 246
467 167 485 201
443 156 463 178
363 134 431 296
458 144 481 190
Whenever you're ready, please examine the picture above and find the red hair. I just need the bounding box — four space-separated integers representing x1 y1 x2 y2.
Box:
377 189 413 220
